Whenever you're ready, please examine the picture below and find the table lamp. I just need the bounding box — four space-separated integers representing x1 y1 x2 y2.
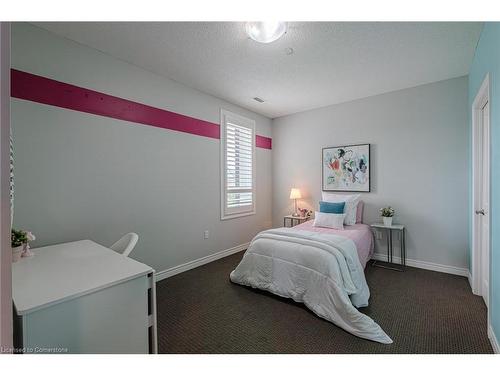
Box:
289 188 302 216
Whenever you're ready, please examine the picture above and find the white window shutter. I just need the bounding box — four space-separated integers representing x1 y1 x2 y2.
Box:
220 110 256 219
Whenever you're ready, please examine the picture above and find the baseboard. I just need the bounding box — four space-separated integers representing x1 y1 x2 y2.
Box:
371 253 469 277
488 325 500 354
157 246 467 281
468 271 473 290
155 242 249 282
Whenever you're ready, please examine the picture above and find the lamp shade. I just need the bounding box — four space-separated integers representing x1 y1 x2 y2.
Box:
245 22 287 44
289 188 302 200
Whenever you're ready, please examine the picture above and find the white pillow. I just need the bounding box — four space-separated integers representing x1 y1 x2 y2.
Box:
313 211 345 230
321 192 361 226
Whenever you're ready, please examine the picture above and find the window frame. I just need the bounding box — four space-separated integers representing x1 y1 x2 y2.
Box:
220 109 256 220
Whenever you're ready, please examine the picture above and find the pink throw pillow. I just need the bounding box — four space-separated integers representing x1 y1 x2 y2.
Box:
356 201 364 223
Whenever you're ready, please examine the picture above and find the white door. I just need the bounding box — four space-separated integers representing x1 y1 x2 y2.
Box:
479 101 490 307
473 93 490 307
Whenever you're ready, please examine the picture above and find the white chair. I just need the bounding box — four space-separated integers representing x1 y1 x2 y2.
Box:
110 232 139 257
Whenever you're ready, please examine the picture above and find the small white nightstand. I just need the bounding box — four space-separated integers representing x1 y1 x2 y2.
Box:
283 215 309 228
371 223 406 271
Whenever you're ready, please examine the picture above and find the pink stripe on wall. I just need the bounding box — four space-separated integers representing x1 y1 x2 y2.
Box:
256 135 272 149
10 69 272 149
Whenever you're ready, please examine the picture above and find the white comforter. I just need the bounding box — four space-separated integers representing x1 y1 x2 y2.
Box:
230 228 392 344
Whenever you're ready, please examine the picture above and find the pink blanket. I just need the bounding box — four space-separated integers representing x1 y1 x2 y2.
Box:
293 220 374 268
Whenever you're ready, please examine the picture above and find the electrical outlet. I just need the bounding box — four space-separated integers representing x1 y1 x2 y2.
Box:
204 230 209 239
376 231 383 240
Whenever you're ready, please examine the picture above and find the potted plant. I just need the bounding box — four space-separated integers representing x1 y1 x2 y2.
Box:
11 229 36 262
380 206 395 226
11 228 27 262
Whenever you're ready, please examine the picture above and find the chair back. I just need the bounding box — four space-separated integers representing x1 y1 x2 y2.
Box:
110 232 139 257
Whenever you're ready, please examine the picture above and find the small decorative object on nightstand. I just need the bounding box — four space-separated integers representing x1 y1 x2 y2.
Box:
371 223 406 271
297 207 312 219
283 215 309 228
380 206 395 226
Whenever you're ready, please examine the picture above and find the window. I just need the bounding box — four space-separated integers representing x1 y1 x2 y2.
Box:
220 109 256 219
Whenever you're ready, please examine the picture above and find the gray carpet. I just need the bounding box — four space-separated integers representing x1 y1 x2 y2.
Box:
156 251 493 354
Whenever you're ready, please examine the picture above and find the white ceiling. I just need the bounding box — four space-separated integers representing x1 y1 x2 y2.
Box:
33 22 482 118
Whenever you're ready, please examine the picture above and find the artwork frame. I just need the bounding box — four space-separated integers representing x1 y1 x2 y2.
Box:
322 143 371 192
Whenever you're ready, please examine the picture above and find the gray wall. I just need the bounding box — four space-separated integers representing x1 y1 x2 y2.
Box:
272 77 469 269
11 22 470 273
11 23 273 273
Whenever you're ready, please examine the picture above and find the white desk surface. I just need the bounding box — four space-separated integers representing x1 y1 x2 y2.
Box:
12 240 153 315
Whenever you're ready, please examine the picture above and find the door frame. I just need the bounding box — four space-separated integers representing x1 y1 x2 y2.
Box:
0 22 12 352
471 73 491 313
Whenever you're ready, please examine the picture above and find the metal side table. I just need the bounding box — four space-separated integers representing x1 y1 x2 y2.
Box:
283 215 309 228
371 223 406 271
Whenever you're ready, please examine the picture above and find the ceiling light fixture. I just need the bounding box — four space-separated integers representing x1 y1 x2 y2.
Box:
245 22 287 44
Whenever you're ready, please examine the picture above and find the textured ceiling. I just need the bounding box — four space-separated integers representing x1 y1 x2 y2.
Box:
32 22 482 118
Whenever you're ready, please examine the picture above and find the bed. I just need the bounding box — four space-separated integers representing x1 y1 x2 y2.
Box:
293 220 374 268
230 217 392 344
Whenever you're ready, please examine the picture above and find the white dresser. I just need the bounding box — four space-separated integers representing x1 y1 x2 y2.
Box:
12 240 157 354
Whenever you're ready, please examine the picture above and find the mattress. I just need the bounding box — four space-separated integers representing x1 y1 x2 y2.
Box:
293 220 374 268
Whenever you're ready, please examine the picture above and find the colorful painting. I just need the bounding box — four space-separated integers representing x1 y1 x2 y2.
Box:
322 144 370 192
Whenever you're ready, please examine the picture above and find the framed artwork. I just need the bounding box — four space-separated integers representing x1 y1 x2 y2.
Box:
322 143 370 192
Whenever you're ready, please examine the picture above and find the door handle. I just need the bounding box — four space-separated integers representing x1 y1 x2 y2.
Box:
475 209 485 215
